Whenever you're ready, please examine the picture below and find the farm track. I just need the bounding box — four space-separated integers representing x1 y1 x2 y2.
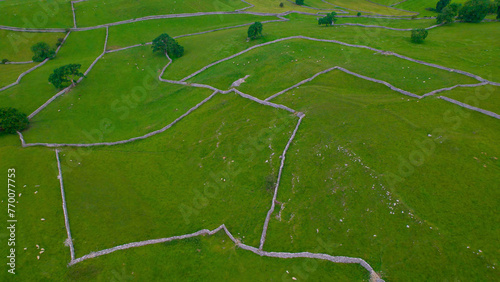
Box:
2 2 499 281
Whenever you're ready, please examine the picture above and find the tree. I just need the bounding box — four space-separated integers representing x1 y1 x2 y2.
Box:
31 42 55 62
296 0 304 5
497 1 500 19
280 2 284 7
151 33 184 58
0 108 29 134
458 0 490 22
247 22 263 40
318 12 337 26
357 12 362 16
411 28 429 43
437 5 458 24
436 0 451 12
48 64 84 89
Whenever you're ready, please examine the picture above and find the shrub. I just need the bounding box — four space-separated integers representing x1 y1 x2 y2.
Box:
1 59 8 64
458 0 490 22
436 0 451 12
437 6 458 24
296 0 304 5
247 22 263 40
0 108 29 134
280 2 284 7
411 28 428 43
357 12 361 16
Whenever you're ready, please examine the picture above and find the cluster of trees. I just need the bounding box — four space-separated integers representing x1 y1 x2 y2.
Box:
248 22 263 40
318 12 338 26
0 108 29 134
152 33 184 58
436 0 500 24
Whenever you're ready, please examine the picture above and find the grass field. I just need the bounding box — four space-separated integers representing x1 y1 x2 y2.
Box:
267 70 500 281
74 0 249 27
0 0 499 281
0 30 65 62
0 0 73 28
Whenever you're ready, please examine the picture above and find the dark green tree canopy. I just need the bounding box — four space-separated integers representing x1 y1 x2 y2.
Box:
437 5 459 24
436 0 452 12
152 33 184 58
411 28 429 43
247 22 263 39
0 108 29 134
296 0 304 5
31 42 55 62
458 0 490 22
318 12 337 26
48 64 84 89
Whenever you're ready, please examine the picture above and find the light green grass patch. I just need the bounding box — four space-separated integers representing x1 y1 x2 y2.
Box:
67 232 367 280
442 84 500 115
325 0 415 15
266 70 500 281
0 0 73 28
107 14 279 49
0 146 69 281
0 63 36 88
58 92 296 257
74 0 248 27
24 46 213 144
188 38 477 99
0 30 65 62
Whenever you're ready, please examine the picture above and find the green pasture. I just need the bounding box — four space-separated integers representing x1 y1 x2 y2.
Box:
267 70 500 281
0 30 65 62
74 0 249 27
0 0 498 280
0 28 105 115
0 0 73 28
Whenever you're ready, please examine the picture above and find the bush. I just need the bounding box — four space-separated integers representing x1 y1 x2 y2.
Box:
437 6 458 24
247 22 263 40
436 0 451 12
458 0 490 22
280 2 284 7
31 42 55 62
296 0 304 5
411 28 428 43
357 12 361 16
1 59 8 64
0 108 29 134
